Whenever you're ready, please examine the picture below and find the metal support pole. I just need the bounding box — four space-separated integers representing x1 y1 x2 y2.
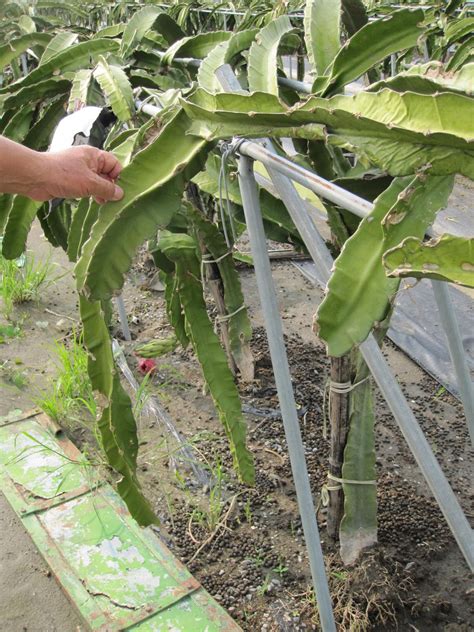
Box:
390 53 397 77
115 294 132 342
237 155 336 632
255 140 333 280
277 75 312 94
20 53 28 77
136 99 162 117
431 281 474 445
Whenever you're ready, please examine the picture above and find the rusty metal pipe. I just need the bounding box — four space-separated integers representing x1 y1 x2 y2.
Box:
237 139 374 218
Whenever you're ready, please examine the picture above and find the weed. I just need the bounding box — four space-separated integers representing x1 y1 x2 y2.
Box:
243 497 253 525
179 435 229 534
146 361 189 405
0 322 21 343
189 430 221 444
157 361 187 384
331 569 348 582
250 549 265 568
174 467 189 492
207 456 226 532
76 395 98 420
190 507 207 529
186 454 227 534
289 519 297 537
434 385 446 398
273 560 289 577
162 489 176 528
257 574 272 596
0 251 57 318
133 370 152 420
35 329 96 425
0 361 29 389
240 608 257 625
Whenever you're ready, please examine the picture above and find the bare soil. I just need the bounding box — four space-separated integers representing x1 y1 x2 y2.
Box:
0 222 83 632
0 222 472 631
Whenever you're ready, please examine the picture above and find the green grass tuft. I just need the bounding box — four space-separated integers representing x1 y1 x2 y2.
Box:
0 251 56 319
36 329 96 424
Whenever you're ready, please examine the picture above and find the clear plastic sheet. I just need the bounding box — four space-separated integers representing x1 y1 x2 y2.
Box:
112 340 210 487
293 262 473 399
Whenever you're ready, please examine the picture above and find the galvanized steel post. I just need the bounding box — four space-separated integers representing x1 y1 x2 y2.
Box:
115 295 131 342
237 154 336 632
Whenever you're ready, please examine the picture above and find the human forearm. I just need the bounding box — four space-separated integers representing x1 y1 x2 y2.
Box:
0 136 47 198
0 135 123 203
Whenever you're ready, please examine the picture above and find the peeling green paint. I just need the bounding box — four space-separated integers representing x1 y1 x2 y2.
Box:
0 420 89 499
0 411 241 632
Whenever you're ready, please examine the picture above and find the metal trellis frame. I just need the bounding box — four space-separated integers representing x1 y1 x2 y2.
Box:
231 140 474 573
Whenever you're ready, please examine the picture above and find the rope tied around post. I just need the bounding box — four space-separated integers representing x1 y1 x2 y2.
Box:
321 374 373 505
322 375 371 438
329 375 370 394
199 251 248 328
320 472 377 507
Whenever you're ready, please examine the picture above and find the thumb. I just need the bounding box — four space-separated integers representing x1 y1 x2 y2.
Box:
90 174 124 202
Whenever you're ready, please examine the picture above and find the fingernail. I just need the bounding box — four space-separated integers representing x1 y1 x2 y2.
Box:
113 185 124 201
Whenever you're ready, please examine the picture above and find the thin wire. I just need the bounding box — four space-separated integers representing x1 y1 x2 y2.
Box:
329 376 370 394
218 143 238 248
216 304 246 322
201 251 233 264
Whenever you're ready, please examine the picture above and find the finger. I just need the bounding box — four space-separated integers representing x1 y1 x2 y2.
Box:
97 150 122 180
89 174 124 202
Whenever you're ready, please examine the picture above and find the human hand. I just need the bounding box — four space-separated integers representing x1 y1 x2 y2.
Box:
31 145 124 204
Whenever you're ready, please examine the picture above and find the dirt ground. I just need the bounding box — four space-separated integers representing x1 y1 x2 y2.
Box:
0 217 472 631
0 492 83 632
0 222 83 631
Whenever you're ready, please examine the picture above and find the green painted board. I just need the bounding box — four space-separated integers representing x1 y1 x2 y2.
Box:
0 412 241 632
0 416 90 499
